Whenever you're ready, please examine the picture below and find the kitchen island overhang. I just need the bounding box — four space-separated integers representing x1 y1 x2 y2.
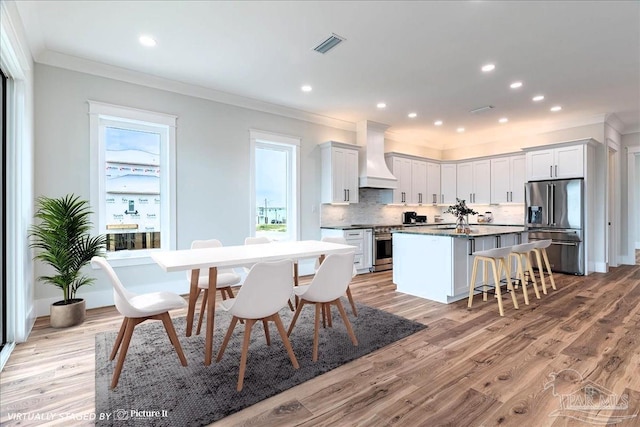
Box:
392 226 526 304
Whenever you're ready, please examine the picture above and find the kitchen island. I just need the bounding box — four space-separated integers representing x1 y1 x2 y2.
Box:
392 225 526 304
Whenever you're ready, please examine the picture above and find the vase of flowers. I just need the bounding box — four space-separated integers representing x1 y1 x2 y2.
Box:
445 198 478 233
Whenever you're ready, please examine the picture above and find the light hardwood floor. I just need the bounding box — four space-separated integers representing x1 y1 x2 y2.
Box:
1 259 639 426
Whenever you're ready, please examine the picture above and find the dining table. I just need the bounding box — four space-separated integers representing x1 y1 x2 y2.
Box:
151 239 356 365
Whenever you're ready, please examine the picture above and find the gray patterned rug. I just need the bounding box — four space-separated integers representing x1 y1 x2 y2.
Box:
95 300 426 426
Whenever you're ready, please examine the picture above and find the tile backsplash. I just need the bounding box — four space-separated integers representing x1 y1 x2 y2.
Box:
321 188 525 226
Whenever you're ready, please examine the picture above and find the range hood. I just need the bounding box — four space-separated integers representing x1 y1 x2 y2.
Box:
357 120 398 189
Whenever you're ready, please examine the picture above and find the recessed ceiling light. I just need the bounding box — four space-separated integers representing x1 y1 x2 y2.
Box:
510 81 523 89
408 112 417 118
377 102 386 109
532 95 545 102
434 120 443 126
481 63 495 72
139 35 157 47
550 106 562 112
301 85 312 92
499 117 509 123
456 127 465 133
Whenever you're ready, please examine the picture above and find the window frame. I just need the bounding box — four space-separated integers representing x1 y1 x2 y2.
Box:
249 129 300 242
89 101 177 266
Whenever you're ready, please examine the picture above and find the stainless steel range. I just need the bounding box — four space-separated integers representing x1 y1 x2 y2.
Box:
373 225 404 272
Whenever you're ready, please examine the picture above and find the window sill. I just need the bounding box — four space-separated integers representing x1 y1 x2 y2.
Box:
98 250 161 268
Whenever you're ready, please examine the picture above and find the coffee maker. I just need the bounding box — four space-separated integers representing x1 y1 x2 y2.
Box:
402 211 417 224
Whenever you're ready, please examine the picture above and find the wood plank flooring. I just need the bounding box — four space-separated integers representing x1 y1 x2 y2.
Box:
1 258 639 426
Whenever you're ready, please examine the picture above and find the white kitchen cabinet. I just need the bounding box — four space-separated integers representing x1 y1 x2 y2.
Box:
526 144 584 181
491 155 526 203
426 162 441 205
320 228 373 273
440 163 457 205
385 154 428 204
457 160 490 204
320 141 359 204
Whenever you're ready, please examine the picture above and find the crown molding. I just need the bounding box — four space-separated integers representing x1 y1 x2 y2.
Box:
605 113 625 134
37 49 356 132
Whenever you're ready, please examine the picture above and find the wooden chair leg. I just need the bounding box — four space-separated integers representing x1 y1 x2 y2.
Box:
225 287 244 324
346 286 358 316
313 303 321 362
110 318 128 361
262 320 271 346
287 300 305 336
326 303 333 328
216 316 239 362
321 304 327 329
237 319 256 391
483 259 489 301
272 313 299 369
196 288 208 335
468 257 479 308
111 317 143 389
335 299 358 346
159 312 187 366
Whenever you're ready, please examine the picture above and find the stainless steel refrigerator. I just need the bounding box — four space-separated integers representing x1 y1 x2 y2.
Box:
525 178 584 275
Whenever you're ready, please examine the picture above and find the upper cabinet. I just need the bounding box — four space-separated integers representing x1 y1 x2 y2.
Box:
320 141 359 204
426 162 441 205
526 144 584 181
440 163 457 205
457 160 490 204
386 154 425 204
491 155 525 203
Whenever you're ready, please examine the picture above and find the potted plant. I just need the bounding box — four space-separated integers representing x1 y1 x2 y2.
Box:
29 194 106 328
444 198 478 233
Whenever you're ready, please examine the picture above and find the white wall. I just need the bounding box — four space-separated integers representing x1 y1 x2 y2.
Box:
33 63 355 315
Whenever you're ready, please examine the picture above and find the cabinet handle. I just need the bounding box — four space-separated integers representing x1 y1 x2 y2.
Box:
510 191 513 202
343 189 347 202
441 194 444 203
468 239 475 256
433 193 437 204
347 189 350 201
555 165 558 177
550 165 553 177
470 193 473 203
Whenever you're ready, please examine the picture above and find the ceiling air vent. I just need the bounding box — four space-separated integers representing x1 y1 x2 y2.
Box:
313 33 345 54
469 105 495 114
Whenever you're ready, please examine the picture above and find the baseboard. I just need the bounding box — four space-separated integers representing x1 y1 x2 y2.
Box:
619 255 637 265
0 342 16 372
593 262 608 273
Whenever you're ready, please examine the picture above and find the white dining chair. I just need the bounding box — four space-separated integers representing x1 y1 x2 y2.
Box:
91 256 188 389
216 259 299 391
317 236 359 316
244 236 295 311
288 251 358 362
188 239 242 335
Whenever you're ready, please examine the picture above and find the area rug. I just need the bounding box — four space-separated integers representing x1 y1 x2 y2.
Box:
95 301 426 426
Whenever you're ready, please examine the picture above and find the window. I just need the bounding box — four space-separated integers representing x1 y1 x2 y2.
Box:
89 102 176 263
250 130 300 242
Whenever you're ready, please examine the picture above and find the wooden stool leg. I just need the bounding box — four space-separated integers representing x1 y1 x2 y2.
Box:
502 258 519 310
482 259 489 301
534 249 548 294
516 254 530 305
526 252 541 299
468 257 479 308
542 249 557 290
490 259 504 316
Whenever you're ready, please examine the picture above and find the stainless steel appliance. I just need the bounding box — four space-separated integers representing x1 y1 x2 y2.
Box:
402 211 417 224
373 225 404 272
525 178 584 275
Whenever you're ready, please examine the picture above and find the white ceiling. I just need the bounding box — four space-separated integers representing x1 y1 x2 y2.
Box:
14 1 640 149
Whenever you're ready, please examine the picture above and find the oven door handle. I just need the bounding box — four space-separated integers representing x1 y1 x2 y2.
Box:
374 235 392 240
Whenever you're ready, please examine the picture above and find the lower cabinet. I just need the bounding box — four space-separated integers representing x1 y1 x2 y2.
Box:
320 228 373 273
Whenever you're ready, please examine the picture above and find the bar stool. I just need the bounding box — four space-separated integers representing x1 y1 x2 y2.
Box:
468 246 519 316
531 239 556 294
509 242 541 305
